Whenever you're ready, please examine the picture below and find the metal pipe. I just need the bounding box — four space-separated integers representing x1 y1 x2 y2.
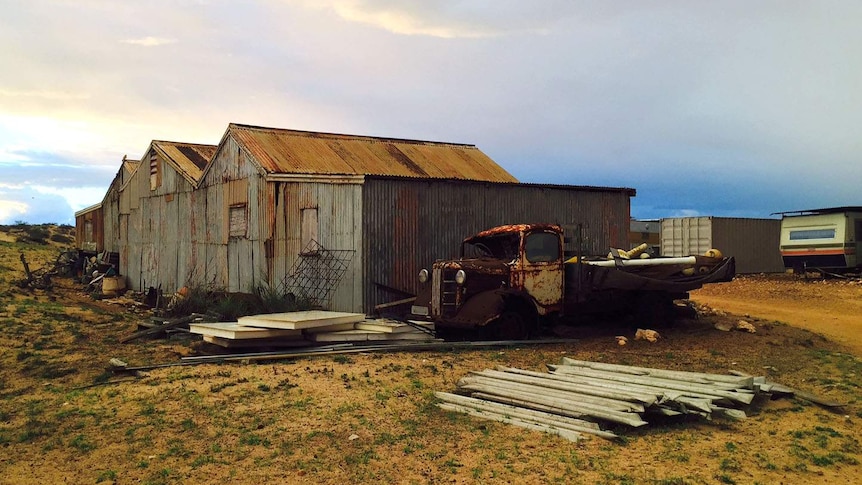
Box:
436 403 584 443
461 383 648 427
550 367 754 405
120 338 580 372
581 256 697 267
496 366 658 405
467 390 649 427
435 392 618 438
558 358 753 386
460 374 644 413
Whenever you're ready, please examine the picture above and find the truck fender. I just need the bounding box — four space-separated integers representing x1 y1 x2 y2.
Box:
448 290 508 327
461 289 539 326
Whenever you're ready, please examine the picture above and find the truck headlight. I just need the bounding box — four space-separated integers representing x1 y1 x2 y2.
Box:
455 269 467 285
418 268 429 283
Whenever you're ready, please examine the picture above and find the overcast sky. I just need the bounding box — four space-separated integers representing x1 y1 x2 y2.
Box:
1 0 859 225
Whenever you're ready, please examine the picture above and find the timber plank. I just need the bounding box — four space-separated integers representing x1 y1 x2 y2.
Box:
355 320 433 334
301 322 357 334
189 322 303 340
309 329 436 343
238 311 365 330
203 335 311 348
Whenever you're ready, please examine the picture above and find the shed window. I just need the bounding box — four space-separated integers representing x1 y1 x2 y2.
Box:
229 204 248 237
149 151 161 191
525 232 560 263
789 228 836 240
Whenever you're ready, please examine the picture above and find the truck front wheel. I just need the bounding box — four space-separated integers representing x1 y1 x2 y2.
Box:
489 310 532 340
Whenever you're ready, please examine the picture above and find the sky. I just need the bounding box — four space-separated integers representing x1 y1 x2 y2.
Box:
1 0 860 225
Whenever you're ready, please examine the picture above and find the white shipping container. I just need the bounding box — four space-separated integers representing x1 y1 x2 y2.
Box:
661 217 784 274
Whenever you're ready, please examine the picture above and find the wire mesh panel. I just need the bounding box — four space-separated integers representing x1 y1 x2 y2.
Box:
282 239 354 309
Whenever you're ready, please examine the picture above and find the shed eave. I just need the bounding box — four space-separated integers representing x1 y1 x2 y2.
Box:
74 202 102 218
265 173 367 184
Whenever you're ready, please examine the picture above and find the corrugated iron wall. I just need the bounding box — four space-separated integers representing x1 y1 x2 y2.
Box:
75 207 104 252
361 178 632 311
661 217 784 273
270 181 364 311
122 148 200 291
712 218 783 274
194 136 269 293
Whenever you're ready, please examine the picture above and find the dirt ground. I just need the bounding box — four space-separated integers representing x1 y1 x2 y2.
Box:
691 273 862 355
1 238 861 484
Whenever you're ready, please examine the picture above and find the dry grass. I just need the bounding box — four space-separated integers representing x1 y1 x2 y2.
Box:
0 229 860 484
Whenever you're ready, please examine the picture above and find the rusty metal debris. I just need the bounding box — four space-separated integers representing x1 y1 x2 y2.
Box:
111 338 579 373
281 239 354 309
16 250 79 289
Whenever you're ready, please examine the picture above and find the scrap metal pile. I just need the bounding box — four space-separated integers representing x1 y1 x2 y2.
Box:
437 358 830 442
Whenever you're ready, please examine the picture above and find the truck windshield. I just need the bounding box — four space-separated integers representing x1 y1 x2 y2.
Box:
463 233 520 260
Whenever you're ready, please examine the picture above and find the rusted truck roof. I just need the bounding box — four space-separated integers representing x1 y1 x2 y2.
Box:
466 223 562 242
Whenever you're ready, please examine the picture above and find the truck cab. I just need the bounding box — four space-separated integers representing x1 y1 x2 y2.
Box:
411 224 565 339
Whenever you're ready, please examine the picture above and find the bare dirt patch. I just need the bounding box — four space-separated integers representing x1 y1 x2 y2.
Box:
692 274 862 355
1 237 860 484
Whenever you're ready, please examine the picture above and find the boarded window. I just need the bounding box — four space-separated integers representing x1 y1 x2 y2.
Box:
300 208 318 254
229 204 248 238
149 151 161 191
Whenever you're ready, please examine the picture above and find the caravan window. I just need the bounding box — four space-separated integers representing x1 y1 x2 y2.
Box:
789 229 836 240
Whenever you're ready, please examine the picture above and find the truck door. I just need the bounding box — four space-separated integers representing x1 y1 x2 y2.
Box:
518 230 564 314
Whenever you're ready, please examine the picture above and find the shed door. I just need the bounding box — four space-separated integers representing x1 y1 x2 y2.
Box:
301 208 318 254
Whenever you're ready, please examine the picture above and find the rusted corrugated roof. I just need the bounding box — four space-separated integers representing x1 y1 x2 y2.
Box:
122 159 140 175
152 141 218 185
227 123 518 183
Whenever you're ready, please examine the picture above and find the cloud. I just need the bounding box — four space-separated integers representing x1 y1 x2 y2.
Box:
0 200 28 223
120 36 177 47
0 89 90 100
0 149 115 187
0 186 75 225
297 0 565 38
0 0 860 223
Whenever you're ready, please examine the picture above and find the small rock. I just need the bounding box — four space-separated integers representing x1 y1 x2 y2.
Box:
635 328 661 343
348 434 359 441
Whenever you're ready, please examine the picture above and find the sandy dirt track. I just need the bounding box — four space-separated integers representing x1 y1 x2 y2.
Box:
692 274 862 355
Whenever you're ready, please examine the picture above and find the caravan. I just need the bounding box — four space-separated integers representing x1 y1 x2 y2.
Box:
778 207 862 272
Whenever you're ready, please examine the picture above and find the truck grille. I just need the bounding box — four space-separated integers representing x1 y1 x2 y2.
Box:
432 268 459 318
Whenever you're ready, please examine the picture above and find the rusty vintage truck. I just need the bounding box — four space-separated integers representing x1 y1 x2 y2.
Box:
410 223 735 339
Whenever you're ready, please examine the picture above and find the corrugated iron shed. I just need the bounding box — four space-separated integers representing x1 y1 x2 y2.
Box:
215 123 518 183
